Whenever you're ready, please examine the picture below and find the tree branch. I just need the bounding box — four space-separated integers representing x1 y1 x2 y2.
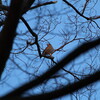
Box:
82 0 90 14
29 1 57 10
62 0 90 20
1 38 100 99
52 59 80 80
21 0 35 14
63 0 100 20
62 0 100 29
0 0 24 79
3 70 100 100
20 16 42 58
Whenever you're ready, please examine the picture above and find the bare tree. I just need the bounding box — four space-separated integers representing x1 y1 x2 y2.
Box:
0 0 100 100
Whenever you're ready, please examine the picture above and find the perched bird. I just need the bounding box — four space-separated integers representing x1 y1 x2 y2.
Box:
42 43 55 57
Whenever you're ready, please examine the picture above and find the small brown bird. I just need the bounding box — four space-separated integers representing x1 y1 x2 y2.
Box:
42 43 55 57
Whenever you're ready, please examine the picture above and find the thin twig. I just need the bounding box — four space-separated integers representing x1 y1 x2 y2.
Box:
82 0 90 14
63 0 90 20
52 59 80 80
29 1 57 10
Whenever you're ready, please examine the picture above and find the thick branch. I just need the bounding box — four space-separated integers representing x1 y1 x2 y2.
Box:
0 0 23 78
1 38 100 99
3 71 100 100
0 4 8 11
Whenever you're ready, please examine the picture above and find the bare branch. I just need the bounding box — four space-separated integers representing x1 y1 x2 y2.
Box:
5 71 100 100
20 17 42 58
0 0 24 78
52 59 80 80
63 0 100 20
29 1 57 10
62 0 90 20
82 0 90 14
21 0 35 14
1 38 100 99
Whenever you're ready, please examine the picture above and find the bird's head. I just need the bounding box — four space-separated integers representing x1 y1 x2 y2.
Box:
47 43 51 46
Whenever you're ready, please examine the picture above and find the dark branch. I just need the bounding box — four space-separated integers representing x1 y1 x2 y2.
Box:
1 38 100 99
29 71 100 100
82 0 90 14
62 0 90 20
62 0 100 28
4 70 100 100
52 59 80 80
29 1 57 10
63 0 100 20
0 0 23 79
20 17 42 58
21 0 35 14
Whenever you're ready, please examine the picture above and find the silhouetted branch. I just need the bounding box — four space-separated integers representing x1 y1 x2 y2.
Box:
0 0 23 78
20 16 42 58
82 0 89 14
0 4 8 11
63 0 100 20
21 0 35 14
1 38 100 99
27 71 100 100
62 0 100 28
63 0 90 20
29 1 57 10
4 70 100 100
52 59 80 80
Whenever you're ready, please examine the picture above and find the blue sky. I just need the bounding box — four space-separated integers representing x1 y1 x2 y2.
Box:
0 0 100 100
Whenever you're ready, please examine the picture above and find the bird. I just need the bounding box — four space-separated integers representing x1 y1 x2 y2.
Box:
42 43 55 57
